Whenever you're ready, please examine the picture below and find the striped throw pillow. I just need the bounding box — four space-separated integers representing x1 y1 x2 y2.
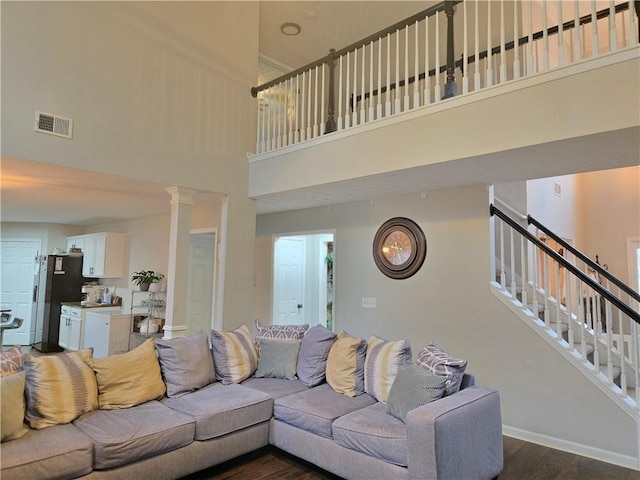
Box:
364 336 412 403
24 349 98 429
415 343 467 395
210 324 258 384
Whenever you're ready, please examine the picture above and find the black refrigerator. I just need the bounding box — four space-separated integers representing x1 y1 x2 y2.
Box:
33 255 88 353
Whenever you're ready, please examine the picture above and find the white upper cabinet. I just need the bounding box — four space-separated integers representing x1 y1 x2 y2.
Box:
67 232 126 278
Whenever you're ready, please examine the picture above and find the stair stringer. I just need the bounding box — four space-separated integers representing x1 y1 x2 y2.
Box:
490 281 639 419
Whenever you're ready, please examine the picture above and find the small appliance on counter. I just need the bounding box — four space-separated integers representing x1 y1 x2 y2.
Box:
81 285 120 306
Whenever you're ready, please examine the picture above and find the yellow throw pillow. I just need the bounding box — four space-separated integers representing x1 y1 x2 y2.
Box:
86 339 165 409
1 371 28 441
24 349 98 429
326 331 366 397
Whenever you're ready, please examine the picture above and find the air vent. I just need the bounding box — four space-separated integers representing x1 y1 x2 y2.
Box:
554 181 562 197
34 111 73 139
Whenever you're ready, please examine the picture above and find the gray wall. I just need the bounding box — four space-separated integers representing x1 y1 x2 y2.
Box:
255 183 638 460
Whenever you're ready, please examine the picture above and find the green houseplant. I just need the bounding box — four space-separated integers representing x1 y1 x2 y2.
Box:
131 270 164 292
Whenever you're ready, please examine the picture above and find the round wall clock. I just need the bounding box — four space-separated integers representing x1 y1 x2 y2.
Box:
373 217 427 279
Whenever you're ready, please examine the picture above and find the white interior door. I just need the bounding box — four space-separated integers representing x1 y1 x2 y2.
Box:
1 240 40 345
186 232 216 334
273 237 305 325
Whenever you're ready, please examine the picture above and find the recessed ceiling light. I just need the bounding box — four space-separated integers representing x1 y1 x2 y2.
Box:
280 22 301 36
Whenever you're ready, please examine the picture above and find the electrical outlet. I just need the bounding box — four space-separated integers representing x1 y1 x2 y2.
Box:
362 297 377 308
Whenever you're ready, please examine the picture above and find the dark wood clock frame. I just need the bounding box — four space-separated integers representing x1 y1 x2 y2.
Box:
372 217 427 279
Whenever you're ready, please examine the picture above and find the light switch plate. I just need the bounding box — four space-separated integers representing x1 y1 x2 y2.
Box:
362 297 377 308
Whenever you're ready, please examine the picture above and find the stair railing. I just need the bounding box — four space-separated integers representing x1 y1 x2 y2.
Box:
251 0 639 155
490 203 639 406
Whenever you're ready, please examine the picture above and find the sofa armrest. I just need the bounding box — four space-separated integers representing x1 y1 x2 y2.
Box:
406 386 503 480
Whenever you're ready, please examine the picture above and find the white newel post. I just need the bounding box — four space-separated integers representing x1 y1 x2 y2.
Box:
164 186 198 339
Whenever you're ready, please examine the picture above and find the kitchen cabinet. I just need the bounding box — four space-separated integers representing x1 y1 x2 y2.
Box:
59 305 122 351
67 232 126 278
84 312 131 358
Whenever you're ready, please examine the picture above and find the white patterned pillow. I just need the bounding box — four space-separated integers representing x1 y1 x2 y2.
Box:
210 324 258 384
255 319 308 354
415 343 467 395
364 336 412 403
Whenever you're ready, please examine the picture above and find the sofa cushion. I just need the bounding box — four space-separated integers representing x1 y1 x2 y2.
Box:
210 324 258 384
364 335 412 403
415 343 467 395
0 345 24 377
274 383 376 438
162 383 273 441
86 338 166 409
242 377 309 399
155 333 216 398
333 402 409 467
255 339 301 380
0 423 94 479
24 349 98 429
326 331 366 397
1 371 27 442
73 400 195 470
386 364 448 423
296 324 337 387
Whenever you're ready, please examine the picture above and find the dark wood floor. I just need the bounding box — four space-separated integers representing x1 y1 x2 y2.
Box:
182 437 637 480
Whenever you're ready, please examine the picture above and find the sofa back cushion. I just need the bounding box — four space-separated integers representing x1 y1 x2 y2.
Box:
254 339 302 380
297 324 337 387
326 331 366 397
86 339 165 409
210 324 258 384
24 349 98 429
364 336 412 403
1 371 28 441
415 343 467 395
0 346 24 377
155 333 216 398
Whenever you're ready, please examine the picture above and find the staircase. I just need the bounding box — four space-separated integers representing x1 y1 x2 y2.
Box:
489 202 640 419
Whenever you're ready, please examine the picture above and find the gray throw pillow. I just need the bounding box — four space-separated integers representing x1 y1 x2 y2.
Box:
155 333 216 398
296 325 337 387
255 339 302 380
386 365 448 423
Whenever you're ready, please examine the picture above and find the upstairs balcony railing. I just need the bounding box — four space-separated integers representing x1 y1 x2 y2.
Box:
251 0 639 155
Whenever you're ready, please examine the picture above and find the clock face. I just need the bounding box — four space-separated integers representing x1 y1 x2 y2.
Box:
381 230 412 265
373 217 427 279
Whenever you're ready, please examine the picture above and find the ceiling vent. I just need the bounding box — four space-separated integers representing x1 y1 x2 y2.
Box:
34 111 73 139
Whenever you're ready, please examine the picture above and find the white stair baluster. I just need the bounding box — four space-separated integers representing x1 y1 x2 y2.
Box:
300 72 306 141
258 91 264 153
320 65 326 136
377 37 383 119
618 308 627 396
404 26 410 111
591 1 599 57
528 1 535 75
474 0 480 91
605 302 614 384
513 0 520 79
268 87 274 150
565 266 574 348
462 1 469 94
276 84 282 149
345 52 351 129
386 33 392 117
629 0 638 46
313 66 319 138
288 78 294 144
354 47 358 125
532 244 540 322
425 18 432 104
520 235 528 308
337 55 343 131
609 1 618 52
573 1 581 62
554 258 562 340
360 45 365 123
395 29 401 113
370 40 375 121
499 220 506 289
295 75 300 143
414 20 420 107
557 1 564 67
578 278 588 361
500 0 506 83
307 68 312 139
435 13 441 101
510 226 516 299
486 2 494 87
544 254 551 330
542 0 550 71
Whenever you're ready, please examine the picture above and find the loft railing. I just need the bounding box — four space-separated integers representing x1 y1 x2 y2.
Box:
490 203 639 409
251 0 639 155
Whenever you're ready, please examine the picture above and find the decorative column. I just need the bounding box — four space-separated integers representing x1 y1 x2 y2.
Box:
163 186 198 339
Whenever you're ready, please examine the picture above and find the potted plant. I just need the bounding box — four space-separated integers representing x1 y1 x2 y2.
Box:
131 270 164 292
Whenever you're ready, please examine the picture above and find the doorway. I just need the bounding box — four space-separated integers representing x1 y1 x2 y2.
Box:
186 230 216 334
272 231 335 329
0 239 41 345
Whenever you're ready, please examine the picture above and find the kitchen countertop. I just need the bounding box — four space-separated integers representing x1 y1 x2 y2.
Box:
61 302 122 309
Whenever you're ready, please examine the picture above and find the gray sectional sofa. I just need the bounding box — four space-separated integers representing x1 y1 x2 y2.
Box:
1 325 503 480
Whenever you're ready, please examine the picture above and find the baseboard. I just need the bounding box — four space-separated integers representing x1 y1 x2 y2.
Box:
502 425 640 471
